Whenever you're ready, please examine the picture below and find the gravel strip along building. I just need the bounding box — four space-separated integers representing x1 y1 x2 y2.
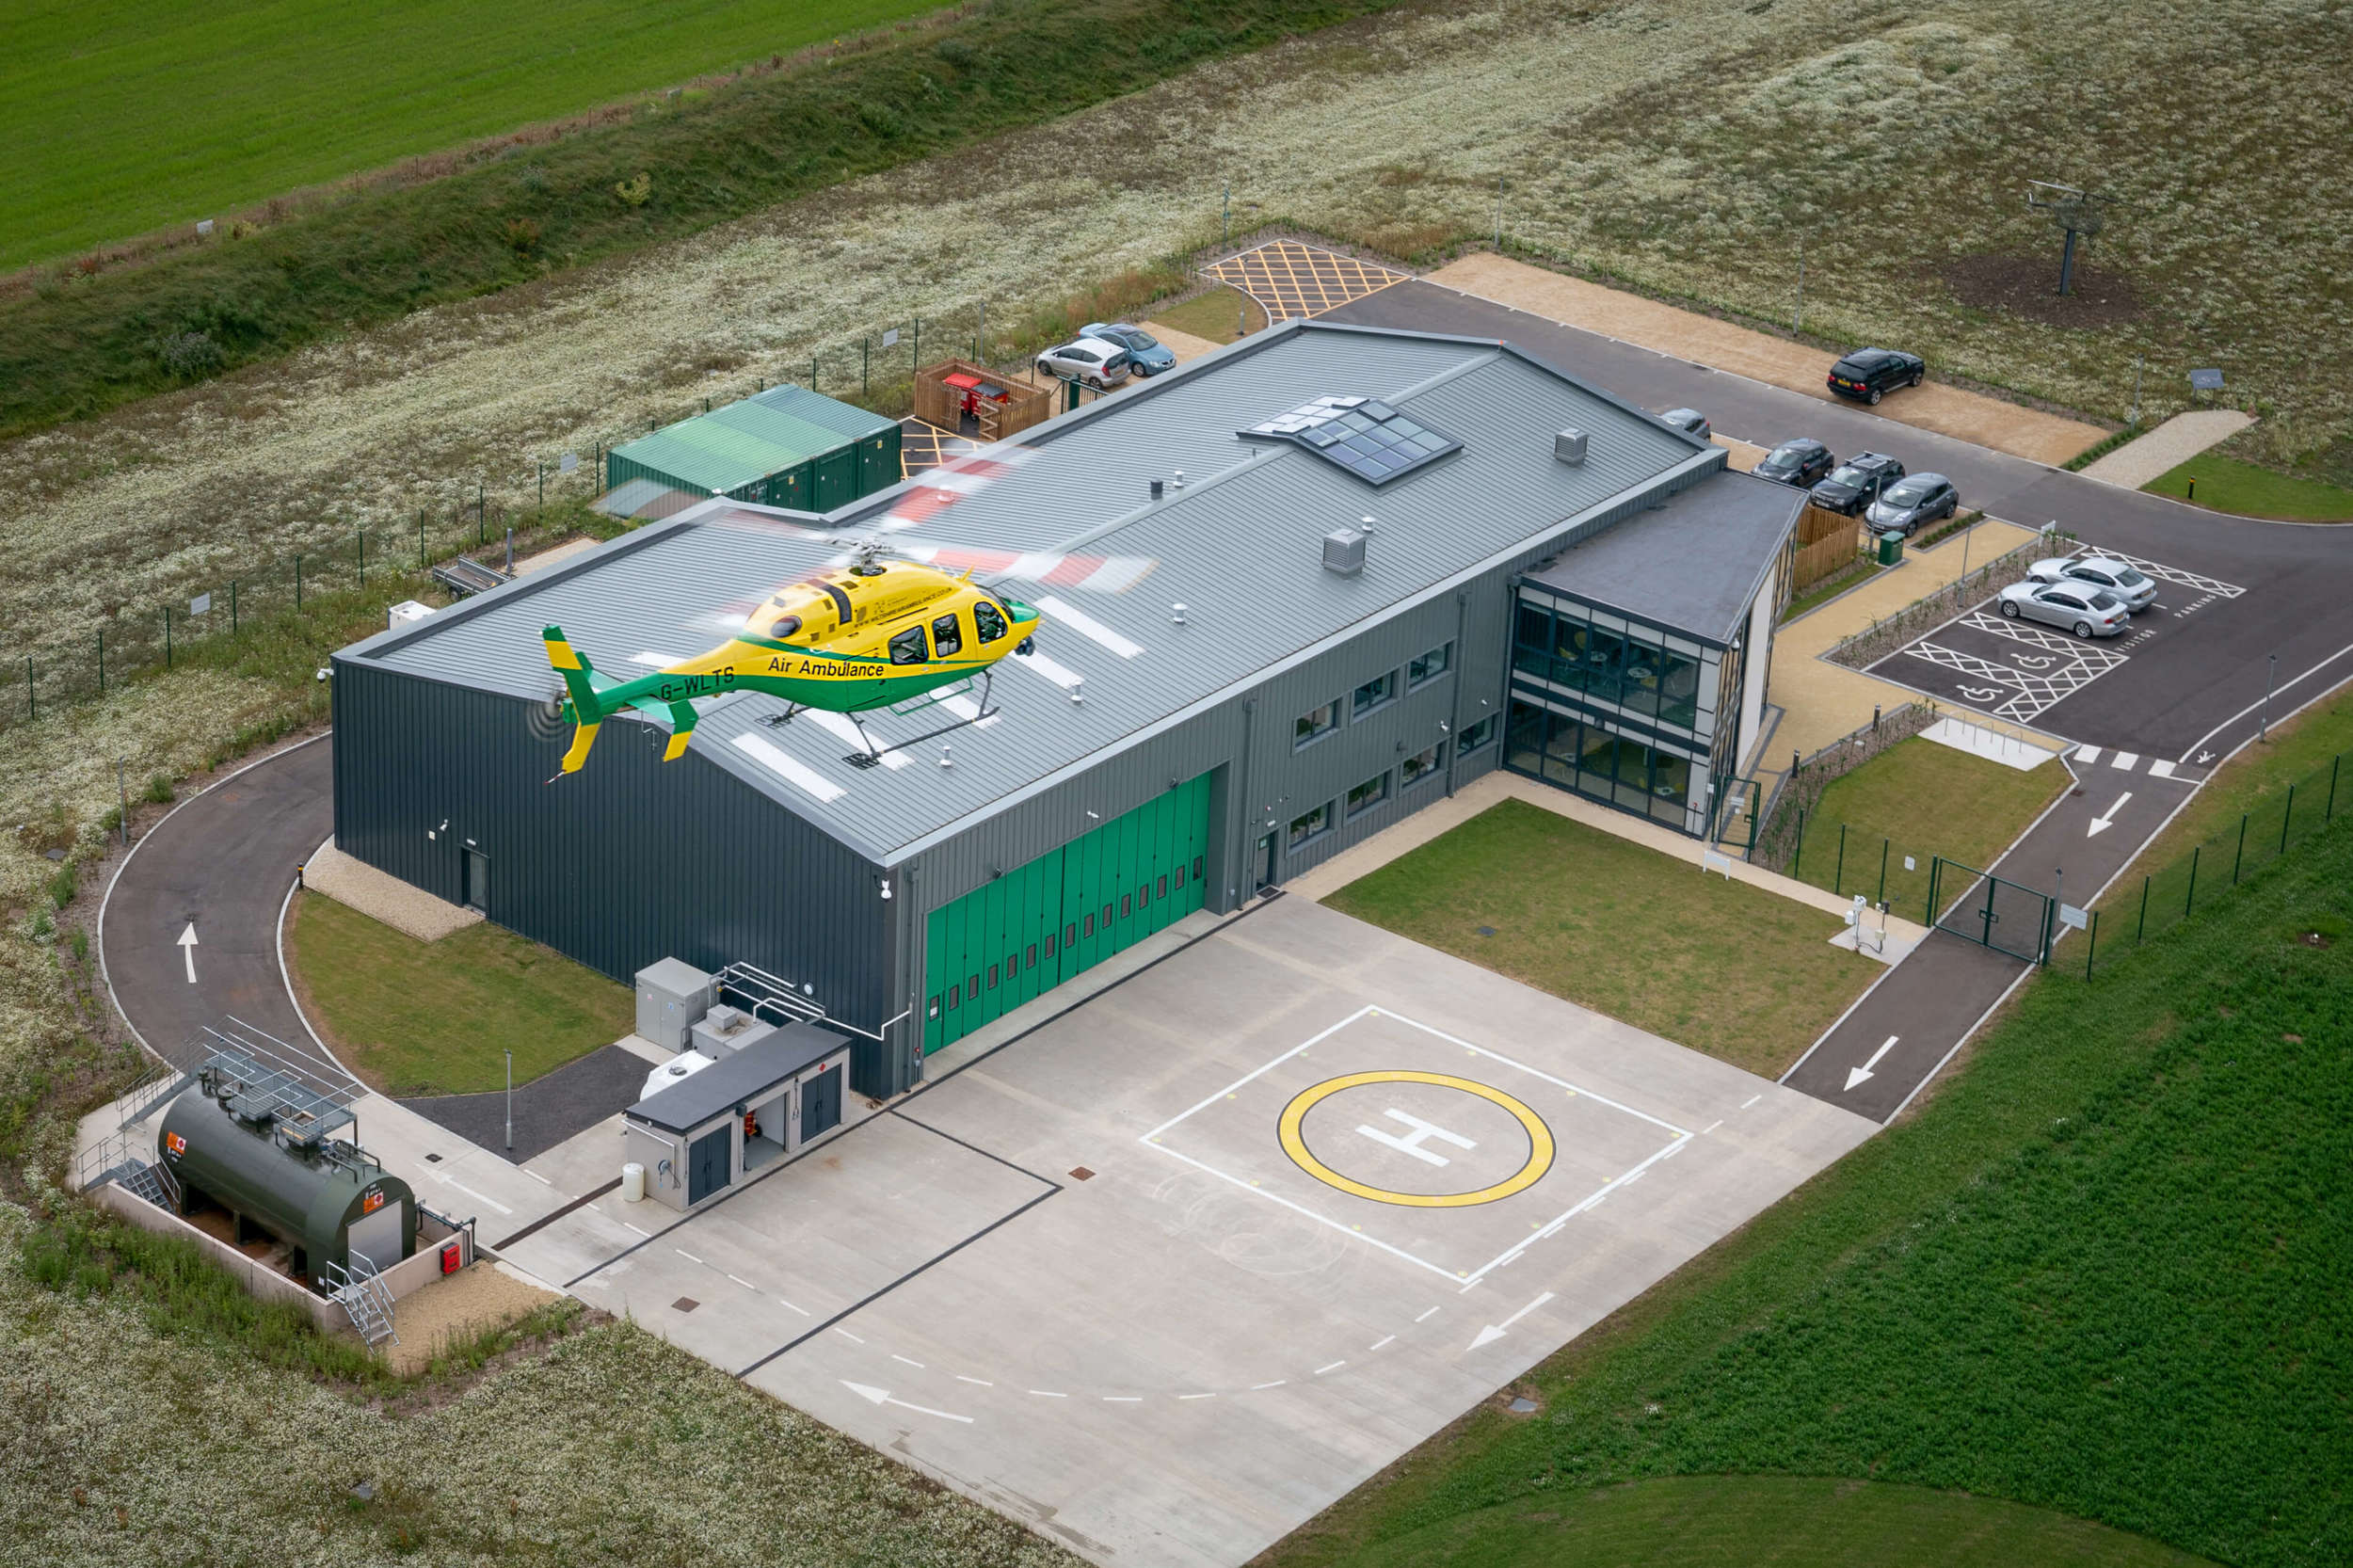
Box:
332 321 1796 1098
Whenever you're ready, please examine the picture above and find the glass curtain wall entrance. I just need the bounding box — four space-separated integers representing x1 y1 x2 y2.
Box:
1505 587 1740 837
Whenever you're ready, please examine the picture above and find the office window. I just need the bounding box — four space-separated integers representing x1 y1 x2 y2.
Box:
1458 715 1497 753
1408 643 1451 688
1295 698 1341 747
1289 801 1334 850
1346 772 1390 817
1352 669 1398 718
1401 741 1444 787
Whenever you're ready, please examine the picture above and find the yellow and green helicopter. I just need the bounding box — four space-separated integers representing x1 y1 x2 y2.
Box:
543 540 1042 776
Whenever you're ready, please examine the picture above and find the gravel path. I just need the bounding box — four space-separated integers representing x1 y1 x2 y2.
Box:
2077 409 2256 488
305 837 482 941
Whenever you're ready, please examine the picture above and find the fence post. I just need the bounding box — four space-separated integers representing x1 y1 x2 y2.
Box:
2084 908 2099 979
2232 813 2247 884
478 484 487 546
24 656 32 720
98 628 105 694
912 315 920 370
231 580 238 634
418 512 426 571
1927 856 1941 920
811 355 818 392
358 527 365 589
2329 754 2341 822
1833 824 1847 895
1794 807 1806 876
296 553 303 609
165 606 172 670
863 337 870 396
2136 875 2150 943
537 461 545 513
2281 784 2296 854
1877 837 1889 904
2185 845 2199 916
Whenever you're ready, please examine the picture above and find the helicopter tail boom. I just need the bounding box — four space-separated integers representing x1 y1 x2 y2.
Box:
543 626 611 774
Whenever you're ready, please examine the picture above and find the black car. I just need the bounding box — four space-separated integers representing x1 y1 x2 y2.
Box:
1754 438 1836 488
1865 472 1960 536
1827 347 1926 406
1809 452 1906 515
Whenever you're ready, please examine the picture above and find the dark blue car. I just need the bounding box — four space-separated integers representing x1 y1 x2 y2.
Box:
1082 323 1177 376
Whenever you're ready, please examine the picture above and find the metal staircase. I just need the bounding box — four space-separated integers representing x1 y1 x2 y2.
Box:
117 1066 191 1128
321 1256 398 1348
115 1158 180 1212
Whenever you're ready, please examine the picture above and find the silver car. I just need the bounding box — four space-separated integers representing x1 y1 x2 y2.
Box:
2026 554 2159 613
1659 407 1712 440
1997 580 2131 638
1034 337 1132 390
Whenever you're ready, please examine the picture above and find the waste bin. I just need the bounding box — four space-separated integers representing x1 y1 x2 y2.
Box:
1877 533 1903 566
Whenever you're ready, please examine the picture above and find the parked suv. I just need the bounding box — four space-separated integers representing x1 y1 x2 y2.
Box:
1809 452 1906 515
2026 554 2159 613
1035 338 1132 390
1754 437 1836 488
1081 323 1177 376
1827 346 1926 406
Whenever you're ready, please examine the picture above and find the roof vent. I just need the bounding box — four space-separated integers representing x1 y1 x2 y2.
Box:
1322 527 1367 578
1554 427 1590 465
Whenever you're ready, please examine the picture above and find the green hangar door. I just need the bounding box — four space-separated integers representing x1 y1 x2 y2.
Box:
923 774 1211 1054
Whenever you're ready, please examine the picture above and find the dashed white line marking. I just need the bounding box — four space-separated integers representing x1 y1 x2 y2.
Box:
1740 1094 1762 1110
776 1297 811 1316
675 1250 704 1265
2148 759 2176 779
2075 744 2103 764
2110 750 2139 771
1102 1395 1142 1402
621 1221 648 1236
1029 1389 1067 1399
1178 1392 1216 1400
1700 1119 1723 1135
437 1177 513 1216
833 1328 865 1344
523 1169 554 1187
1314 1360 1347 1376
726 1273 758 1290
891 1354 925 1368
1368 1335 1396 1352
1415 1306 1441 1323
1251 1380 1288 1390
955 1375 994 1387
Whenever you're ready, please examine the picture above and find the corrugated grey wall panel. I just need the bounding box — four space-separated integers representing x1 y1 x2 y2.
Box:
331 659 901 1091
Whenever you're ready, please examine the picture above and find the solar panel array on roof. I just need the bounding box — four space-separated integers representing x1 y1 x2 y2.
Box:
1241 394 1462 485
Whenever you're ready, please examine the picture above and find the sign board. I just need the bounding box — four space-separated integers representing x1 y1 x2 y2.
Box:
196 218 215 236
1701 849 1734 882
559 451 579 473
2188 368 2224 391
189 592 211 616
882 328 900 348
2059 903 2089 930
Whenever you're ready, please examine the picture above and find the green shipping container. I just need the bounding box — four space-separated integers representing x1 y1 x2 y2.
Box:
604 383 902 513
921 774 1213 1054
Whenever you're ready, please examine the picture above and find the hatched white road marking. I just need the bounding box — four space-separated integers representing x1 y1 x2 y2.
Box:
2075 744 2102 763
2148 759 2177 779
2110 751 2139 770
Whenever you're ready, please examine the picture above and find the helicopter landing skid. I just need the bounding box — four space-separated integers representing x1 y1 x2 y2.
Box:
840 672 1000 769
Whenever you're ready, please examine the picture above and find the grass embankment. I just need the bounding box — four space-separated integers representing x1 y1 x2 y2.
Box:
1781 557 1888 622
1787 736 2069 923
288 892 632 1096
1270 813 2353 1568
1151 284 1271 344
2130 682 2353 871
0 0 1403 436
1325 799 1877 1077
4 0 951 272
2142 455 2353 521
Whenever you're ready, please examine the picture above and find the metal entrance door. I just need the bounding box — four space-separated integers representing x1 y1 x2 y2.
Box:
685 1126 731 1206
799 1064 841 1141
462 849 490 912
1927 856 2053 964
1255 832 1278 892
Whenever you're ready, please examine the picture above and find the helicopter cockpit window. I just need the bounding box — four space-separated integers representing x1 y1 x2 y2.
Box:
973 600 1009 643
888 626 929 664
932 613 964 657
764 614 802 641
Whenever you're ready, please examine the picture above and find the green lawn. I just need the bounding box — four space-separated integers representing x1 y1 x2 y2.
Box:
3 0 948 270
1342 1476 2217 1568
1150 284 1271 344
287 891 632 1096
1270 810 2353 1568
1786 736 2068 924
2141 455 2353 521
2126 682 2353 874
1325 798 1879 1078
1781 556 1887 623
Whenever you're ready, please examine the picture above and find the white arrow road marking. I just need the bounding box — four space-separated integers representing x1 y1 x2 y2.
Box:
841 1382 975 1423
2089 791 2133 838
1468 1289 1557 1352
1845 1035 1900 1092
177 921 199 983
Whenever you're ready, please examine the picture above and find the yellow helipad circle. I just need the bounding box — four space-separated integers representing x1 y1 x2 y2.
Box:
1277 1070 1554 1208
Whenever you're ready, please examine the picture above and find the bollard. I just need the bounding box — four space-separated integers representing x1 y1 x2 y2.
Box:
1878 837 1890 904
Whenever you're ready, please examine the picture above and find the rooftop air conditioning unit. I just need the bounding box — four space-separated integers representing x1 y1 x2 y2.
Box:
387 600 435 629
1554 428 1590 466
1322 527 1367 577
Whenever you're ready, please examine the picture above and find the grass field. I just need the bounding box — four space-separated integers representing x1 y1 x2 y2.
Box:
2129 683 2353 872
1272 808 2353 1568
287 891 631 1096
1785 736 2070 924
3 0 950 271
1151 284 1270 344
2140 454 2353 521
1325 798 1879 1077
1346 1477 2216 1568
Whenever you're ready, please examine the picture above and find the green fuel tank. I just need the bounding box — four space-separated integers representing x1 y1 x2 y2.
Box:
155 1084 415 1286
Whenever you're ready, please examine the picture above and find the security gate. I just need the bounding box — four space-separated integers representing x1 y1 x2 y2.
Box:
1927 856 2053 965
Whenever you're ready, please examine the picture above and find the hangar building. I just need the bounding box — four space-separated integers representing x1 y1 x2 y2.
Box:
331 320 1797 1100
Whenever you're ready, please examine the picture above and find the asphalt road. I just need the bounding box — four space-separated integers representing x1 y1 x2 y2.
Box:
100 735 335 1076
1331 279 2353 1119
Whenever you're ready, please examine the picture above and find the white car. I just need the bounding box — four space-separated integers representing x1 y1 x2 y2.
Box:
1997 580 2131 638
2025 554 2159 613
1034 337 1132 390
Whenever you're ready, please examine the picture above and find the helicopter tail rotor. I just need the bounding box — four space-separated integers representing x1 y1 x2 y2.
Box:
542 625 610 775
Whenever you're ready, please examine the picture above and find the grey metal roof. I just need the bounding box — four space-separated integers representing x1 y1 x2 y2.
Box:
627 1021 850 1135
1520 469 1802 646
349 320 1719 861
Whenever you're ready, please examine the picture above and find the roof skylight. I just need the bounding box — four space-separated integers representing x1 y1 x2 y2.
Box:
1241 394 1462 486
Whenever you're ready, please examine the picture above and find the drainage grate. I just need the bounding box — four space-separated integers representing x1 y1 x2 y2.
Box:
1069 1167 1095 1181
672 1297 699 1314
